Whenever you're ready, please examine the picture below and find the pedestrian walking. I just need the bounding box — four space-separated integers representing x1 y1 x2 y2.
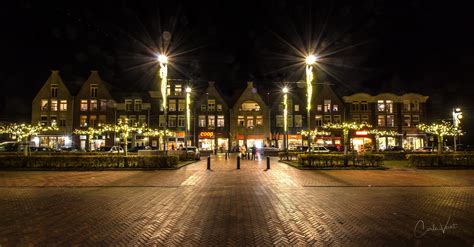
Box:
251 145 256 160
240 145 246 159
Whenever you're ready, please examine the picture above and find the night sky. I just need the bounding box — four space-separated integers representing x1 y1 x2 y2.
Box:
1 0 473 143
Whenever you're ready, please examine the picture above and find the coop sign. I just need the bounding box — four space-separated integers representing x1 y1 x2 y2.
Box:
199 132 214 138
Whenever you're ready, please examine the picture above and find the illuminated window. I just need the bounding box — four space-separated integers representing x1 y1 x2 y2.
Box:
168 100 176 111
80 100 88 111
50 116 57 127
51 100 58 111
378 115 386 127
166 85 171 96
240 101 260 111
178 115 185 127
217 104 223 111
238 116 245 126
40 115 48 126
315 115 323 126
208 115 215 128
90 100 98 111
246 116 254 127
332 105 338 112
294 104 300 112
90 115 97 127
386 100 393 113
90 85 98 98
168 115 176 127
208 99 216 111
41 99 49 111
324 100 331 113
403 100 410 111
178 100 185 111
412 115 420 125
60 100 67 111
317 105 322 111
199 115 206 127
276 115 283 127
100 99 107 111
377 100 385 112
387 115 395 127
404 115 411 127
135 99 142 111
201 104 207 111
217 115 225 127
256 116 263 126
51 85 58 98
174 85 182 95
295 115 302 127
80 115 87 127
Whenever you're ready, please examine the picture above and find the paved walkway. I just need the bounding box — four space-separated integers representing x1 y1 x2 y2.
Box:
0 154 473 246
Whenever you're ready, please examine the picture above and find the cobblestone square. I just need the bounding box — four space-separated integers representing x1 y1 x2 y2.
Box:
0 154 473 246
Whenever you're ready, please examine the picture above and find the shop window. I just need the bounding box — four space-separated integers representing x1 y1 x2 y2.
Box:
51 100 58 111
51 85 58 98
199 115 206 127
240 101 260 111
60 100 67 111
80 100 88 111
378 115 386 127
404 115 411 127
90 85 98 98
41 99 49 111
168 115 176 127
135 99 142 112
178 115 185 127
324 100 331 113
276 115 283 127
294 115 302 127
178 100 185 111
168 99 176 111
217 115 225 127
100 99 107 111
387 115 395 127
256 116 263 126
238 116 245 126
315 115 323 126
80 115 87 127
208 115 215 128
90 100 98 111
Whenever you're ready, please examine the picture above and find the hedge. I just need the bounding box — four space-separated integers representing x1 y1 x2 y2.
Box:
297 154 384 167
408 154 474 167
0 155 179 169
279 152 305 161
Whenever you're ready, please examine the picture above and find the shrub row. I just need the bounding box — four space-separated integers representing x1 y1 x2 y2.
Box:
408 154 474 167
0 155 179 169
297 154 384 167
279 152 305 161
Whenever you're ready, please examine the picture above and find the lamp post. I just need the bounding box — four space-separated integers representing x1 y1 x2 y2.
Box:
185 86 192 149
157 54 168 153
283 87 289 151
305 54 318 150
452 107 463 152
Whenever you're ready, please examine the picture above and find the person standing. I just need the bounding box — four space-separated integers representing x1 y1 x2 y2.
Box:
251 145 256 160
240 145 246 159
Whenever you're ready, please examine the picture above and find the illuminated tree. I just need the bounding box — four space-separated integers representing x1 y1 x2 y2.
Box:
417 121 461 154
99 119 147 156
301 128 331 148
0 123 58 156
322 122 372 155
368 129 399 152
142 128 176 151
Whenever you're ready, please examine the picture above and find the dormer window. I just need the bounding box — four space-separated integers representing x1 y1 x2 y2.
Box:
90 85 98 98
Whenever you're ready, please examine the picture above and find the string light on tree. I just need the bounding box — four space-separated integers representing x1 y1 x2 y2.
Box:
0 123 58 156
417 121 461 154
322 122 372 155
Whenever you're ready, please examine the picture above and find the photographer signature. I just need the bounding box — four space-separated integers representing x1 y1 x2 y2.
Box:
414 215 458 238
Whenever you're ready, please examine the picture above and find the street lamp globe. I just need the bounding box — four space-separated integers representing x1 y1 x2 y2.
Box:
305 54 318 65
186 87 192 93
157 54 168 64
282 87 289 93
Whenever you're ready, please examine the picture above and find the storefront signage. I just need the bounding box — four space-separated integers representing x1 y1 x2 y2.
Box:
356 131 368 136
199 132 214 138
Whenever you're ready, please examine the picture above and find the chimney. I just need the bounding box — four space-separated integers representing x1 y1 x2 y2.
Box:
208 81 215 86
247 81 254 88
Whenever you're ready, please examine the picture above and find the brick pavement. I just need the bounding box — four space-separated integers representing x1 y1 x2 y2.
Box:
0 154 473 246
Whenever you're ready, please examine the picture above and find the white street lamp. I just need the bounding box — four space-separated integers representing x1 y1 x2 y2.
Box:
185 87 192 149
283 87 289 151
157 53 168 152
305 54 318 151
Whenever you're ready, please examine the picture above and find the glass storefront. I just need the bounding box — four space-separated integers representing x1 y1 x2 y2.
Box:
352 137 373 152
377 136 397 151
35 135 72 149
403 136 425 150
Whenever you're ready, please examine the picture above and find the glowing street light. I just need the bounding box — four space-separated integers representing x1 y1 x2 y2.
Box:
157 53 169 152
185 86 192 149
283 87 289 151
305 54 318 150
453 107 463 151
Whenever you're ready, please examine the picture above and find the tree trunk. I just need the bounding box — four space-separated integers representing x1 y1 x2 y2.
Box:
343 130 348 156
124 133 128 157
437 135 443 155
22 137 29 157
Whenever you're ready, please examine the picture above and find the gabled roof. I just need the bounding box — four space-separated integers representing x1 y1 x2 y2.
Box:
33 70 72 102
231 81 269 110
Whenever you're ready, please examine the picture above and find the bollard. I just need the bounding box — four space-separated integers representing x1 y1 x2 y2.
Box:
207 156 211 170
266 156 270 170
237 156 240 169
225 152 228 160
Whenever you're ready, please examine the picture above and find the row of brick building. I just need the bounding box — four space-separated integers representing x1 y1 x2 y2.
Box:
31 70 429 151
